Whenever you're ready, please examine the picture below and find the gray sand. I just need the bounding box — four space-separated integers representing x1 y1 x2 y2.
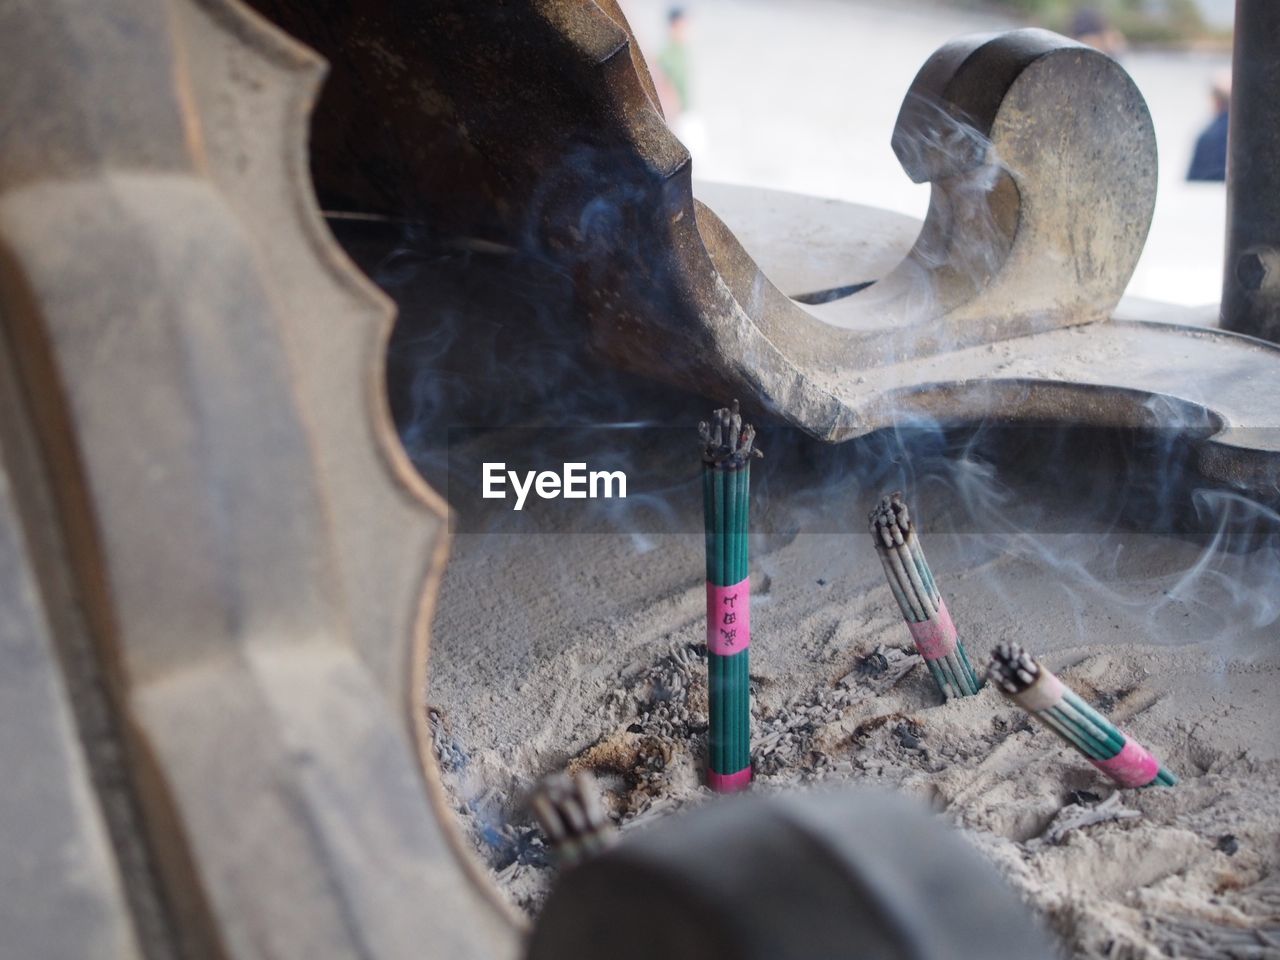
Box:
427 443 1280 959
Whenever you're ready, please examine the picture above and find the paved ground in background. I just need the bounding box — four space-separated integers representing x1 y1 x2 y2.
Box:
621 0 1231 307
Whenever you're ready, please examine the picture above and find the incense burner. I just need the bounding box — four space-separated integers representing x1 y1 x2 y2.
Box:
253 0 1280 495
1 0 1276 958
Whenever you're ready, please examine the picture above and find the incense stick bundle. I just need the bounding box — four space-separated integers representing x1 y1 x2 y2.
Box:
699 401 760 793
529 771 615 867
988 643 1177 788
869 492 982 699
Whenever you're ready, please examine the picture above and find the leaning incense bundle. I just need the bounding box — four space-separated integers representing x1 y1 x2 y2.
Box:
529 771 614 867
699 401 761 793
988 643 1177 788
869 492 982 699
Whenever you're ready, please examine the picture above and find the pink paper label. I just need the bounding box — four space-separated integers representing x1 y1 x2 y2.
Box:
706 578 750 656
1091 739 1161 788
906 600 957 661
708 766 752 793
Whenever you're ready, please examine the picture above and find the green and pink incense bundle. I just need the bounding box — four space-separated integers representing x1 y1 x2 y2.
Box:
699 401 760 793
989 643 1177 788
869 492 982 699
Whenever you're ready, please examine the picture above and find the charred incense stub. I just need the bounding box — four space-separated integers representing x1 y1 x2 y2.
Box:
699 399 762 471
989 641 1041 696
528 771 614 867
868 491 913 548
987 643 1177 789
868 492 981 699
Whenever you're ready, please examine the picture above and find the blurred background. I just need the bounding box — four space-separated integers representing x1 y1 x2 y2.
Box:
620 0 1234 307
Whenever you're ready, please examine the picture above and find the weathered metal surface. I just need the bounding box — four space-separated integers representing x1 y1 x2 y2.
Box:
690 182 921 303
246 0 679 230
528 789 1055 960
246 2 1280 499
250 5 1152 372
1222 0 1280 343
0 435 142 960
707 183 1280 494
0 0 517 957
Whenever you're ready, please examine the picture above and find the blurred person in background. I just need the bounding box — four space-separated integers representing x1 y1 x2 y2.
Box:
1070 7 1128 57
1187 69 1231 182
656 7 690 119
654 7 710 160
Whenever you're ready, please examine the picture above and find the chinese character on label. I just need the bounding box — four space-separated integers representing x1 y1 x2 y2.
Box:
723 593 737 608
722 611 737 625
720 628 736 647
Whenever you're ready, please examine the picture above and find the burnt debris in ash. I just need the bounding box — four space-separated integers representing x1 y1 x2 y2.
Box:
1039 794 1141 847
1066 789 1102 807
856 646 890 678
894 721 924 751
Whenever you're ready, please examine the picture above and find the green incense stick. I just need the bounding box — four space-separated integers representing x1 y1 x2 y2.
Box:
699 401 760 793
989 643 1177 788
869 492 983 699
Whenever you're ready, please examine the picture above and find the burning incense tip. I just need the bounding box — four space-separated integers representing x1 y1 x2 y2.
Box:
528 771 615 867
867 492 982 700
700 401 757 792
700 399 762 468
988 641 1042 695
988 643 1177 789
